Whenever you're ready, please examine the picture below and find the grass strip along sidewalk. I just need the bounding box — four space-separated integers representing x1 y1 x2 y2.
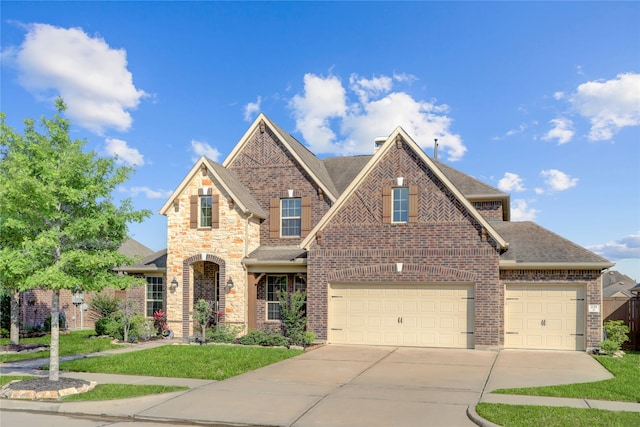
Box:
477 352 640 426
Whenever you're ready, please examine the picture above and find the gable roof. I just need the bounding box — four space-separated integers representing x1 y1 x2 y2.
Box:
118 238 154 259
493 221 613 270
602 270 637 297
115 249 167 274
223 114 340 201
159 157 266 219
301 127 509 250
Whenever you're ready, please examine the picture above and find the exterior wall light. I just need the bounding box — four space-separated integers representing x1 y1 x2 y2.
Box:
225 277 234 293
170 277 179 292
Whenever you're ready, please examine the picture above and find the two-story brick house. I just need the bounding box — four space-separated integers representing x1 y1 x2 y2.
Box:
160 113 613 351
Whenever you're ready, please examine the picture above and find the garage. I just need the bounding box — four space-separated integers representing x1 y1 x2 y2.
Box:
328 283 475 348
505 284 586 351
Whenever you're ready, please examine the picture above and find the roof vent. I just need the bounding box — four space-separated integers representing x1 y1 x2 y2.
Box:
374 137 386 152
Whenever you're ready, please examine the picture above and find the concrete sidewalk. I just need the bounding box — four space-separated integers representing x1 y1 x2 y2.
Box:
1 344 639 427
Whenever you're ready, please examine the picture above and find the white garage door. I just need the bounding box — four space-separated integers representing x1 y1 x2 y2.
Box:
505 284 586 351
328 283 475 348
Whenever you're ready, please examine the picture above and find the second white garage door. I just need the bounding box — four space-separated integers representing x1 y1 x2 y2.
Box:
505 284 586 351
328 283 475 348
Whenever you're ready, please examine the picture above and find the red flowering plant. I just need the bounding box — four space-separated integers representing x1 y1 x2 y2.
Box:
153 309 170 337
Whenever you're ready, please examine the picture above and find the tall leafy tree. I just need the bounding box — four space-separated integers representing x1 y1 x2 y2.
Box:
0 99 150 381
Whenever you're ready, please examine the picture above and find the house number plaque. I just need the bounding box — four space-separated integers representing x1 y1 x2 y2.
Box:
588 304 600 313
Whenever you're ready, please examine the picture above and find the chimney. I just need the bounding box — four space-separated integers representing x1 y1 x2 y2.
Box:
374 137 386 152
434 138 439 160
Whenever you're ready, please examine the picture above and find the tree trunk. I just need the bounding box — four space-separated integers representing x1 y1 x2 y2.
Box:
10 290 20 345
49 289 60 381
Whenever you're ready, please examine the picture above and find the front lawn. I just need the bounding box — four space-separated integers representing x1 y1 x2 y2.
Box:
478 352 640 426
476 403 640 427
60 345 303 380
491 352 640 402
0 330 123 363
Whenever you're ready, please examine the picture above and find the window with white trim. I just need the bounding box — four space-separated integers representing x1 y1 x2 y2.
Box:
392 187 409 223
200 195 212 227
146 276 164 317
281 198 301 237
266 275 287 320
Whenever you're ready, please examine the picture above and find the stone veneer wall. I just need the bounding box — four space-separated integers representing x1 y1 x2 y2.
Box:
165 167 260 338
500 269 603 350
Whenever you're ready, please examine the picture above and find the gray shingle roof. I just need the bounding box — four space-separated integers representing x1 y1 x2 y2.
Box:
433 160 507 198
323 155 373 195
246 246 307 262
492 221 610 264
115 249 167 273
117 238 154 259
206 160 267 219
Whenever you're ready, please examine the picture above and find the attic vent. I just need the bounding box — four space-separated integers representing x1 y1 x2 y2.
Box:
374 137 386 152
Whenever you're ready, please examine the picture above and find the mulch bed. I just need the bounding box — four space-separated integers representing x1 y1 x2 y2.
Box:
0 343 50 354
1 377 96 400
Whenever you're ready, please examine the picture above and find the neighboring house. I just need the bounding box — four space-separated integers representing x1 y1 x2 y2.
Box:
160 114 613 352
602 270 638 298
19 238 165 330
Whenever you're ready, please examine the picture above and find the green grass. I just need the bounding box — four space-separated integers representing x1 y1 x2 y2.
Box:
60 345 303 380
61 383 188 401
0 374 187 401
476 403 640 427
0 375 36 386
492 352 640 402
0 330 123 363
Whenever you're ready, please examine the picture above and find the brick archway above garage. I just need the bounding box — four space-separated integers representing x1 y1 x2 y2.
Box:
327 263 477 283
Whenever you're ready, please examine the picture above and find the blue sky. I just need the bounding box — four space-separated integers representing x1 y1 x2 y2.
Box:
2 1 639 281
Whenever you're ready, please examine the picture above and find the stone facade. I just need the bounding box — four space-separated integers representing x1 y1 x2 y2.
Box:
165 164 260 338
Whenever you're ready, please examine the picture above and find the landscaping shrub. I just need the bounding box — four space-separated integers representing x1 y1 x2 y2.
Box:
44 313 67 331
207 324 242 343
303 331 316 346
600 320 630 354
102 313 146 342
94 317 110 336
89 294 120 320
237 327 289 347
277 290 307 345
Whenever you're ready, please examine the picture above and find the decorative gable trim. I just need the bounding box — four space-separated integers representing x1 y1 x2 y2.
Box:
300 127 508 250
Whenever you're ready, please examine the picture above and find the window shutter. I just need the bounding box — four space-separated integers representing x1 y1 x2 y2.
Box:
270 198 280 238
301 196 312 237
409 185 418 223
212 194 219 229
190 195 198 229
382 186 391 223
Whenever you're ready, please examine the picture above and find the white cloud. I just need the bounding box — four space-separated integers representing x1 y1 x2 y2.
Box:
542 117 575 145
553 91 565 100
587 233 640 261
191 139 221 162
511 199 539 221
244 96 262 121
539 169 578 192
289 72 466 160
570 73 640 141
3 23 146 134
104 138 144 166
498 172 525 193
124 186 173 199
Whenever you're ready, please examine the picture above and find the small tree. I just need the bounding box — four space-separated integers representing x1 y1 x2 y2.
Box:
277 290 307 345
119 298 139 343
192 299 215 343
0 100 150 381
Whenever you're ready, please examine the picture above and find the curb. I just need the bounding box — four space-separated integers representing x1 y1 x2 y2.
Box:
467 402 502 427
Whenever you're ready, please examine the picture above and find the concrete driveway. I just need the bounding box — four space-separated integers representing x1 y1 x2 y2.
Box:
137 345 611 427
